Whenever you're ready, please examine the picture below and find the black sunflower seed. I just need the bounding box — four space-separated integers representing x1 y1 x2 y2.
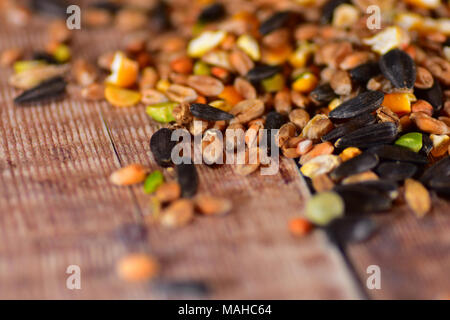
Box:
342 180 399 199
369 144 428 164
429 175 450 189
265 111 287 151
420 134 433 156
30 0 68 17
190 103 234 121
349 61 381 84
376 161 418 181
259 11 291 35
198 2 225 23
322 113 376 142
150 128 177 167
176 162 198 198
310 84 336 103
335 185 393 215
330 152 379 180
415 77 443 114
379 49 416 89
246 65 282 83
152 280 210 297
329 91 384 120
420 156 450 186
324 217 377 246
321 0 350 24
335 122 398 149
14 76 66 105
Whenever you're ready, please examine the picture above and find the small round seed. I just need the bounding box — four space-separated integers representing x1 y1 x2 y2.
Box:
117 254 159 282
305 192 345 226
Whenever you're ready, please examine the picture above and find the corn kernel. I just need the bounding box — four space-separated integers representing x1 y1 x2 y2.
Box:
395 13 424 31
156 79 171 92
328 98 342 111
187 30 227 58
237 34 260 61
339 147 362 162
261 45 292 65
382 93 416 116
332 4 359 28
289 42 315 68
209 100 233 112
262 73 285 92
218 86 243 106
363 26 408 55
292 72 318 93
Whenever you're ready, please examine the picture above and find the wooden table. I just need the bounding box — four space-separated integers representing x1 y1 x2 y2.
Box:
0 12 449 300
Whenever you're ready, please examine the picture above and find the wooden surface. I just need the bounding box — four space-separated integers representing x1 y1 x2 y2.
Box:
0 14 449 300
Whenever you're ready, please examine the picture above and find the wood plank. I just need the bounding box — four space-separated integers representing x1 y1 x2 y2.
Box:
346 197 450 299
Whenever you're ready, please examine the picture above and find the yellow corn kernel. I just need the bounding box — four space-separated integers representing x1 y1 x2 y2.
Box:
363 26 408 55
187 30 227 58
339 147 362 162
237 34 260 61
156 79 171 92
403 0 441 9
328 98 342 111
209 100 233 112
289 42 315 68
395 12 424 31
332 4 360 28
382 93 416 116
261 45 292 65
292 72 318 93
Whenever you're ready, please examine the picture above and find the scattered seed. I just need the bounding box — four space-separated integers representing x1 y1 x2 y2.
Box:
415 67 434 89
312 174 335 192
14 76 66 105
117 253 159 282
415 78 443 114
322 113 376 142
329 91 384 120
143 171 165 194
259 11 291 35
160 199 194 228
289 217 313 236
379 48 416 89
289 109 310 130
410 112 449 135
150 128 177 167
246 65 281 83
195 194 232 216
301 154 341 179
369 144 428 164
330 152 379 180
349 61 380 84
301 114 334 141
190 103 234 121
156 182 181 203
305 191 345 226
141 89 168 105
110 164 148 186
310 83 336 103
405 178 431 218
176 162 198 198
230 99 265 124
335 122 398 149
335 185 392 215
395 132 423 153
187 75 224 97
376 162 417 181
324 217 377 245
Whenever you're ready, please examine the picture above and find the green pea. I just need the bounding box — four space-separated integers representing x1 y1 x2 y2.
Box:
143 171 164 194
261 73 285 92
395 132 423 153
305 192 344 226
146 102 178 123
193 61 211 76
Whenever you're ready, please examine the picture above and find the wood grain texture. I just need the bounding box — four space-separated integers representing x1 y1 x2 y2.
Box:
0 15 360 299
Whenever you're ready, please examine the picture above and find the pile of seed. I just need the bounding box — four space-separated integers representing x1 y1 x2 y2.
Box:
2 1 450 245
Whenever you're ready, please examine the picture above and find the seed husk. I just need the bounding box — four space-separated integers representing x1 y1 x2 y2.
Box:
328 91 384 120
259 11 291 35
335 185 393 215
305 191 345 226
379 48 416 89
176 162 198 198
349 61 380 84
150 128 177 168
190 103 234 121
404 178 431 218
246 65 282 83
369 144 428 164
376 161 418 181
335 122 398 149
322 113 376 142
14 76 66 105
330 152 379 180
